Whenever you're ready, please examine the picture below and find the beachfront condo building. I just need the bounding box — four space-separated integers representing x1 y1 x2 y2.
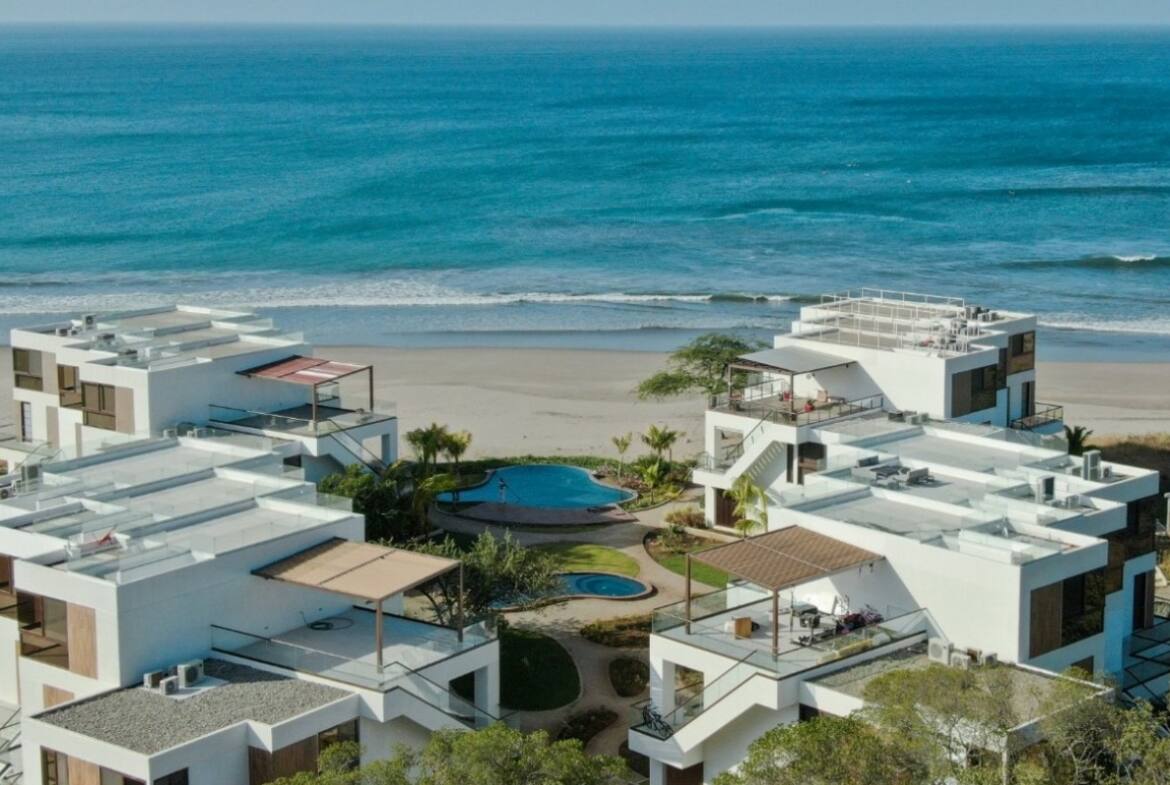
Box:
632 290 1163 785
0 306 501 785
1 305 397 489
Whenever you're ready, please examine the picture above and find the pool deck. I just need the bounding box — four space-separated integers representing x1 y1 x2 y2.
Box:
453 502 636 526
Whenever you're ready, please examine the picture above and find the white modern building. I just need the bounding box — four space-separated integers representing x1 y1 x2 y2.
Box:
2 306 397 488
0 431 498 785
631 290 1163 785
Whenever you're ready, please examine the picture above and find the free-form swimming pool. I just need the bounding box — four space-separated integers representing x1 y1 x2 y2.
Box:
440 464 634 509
559 572 648 598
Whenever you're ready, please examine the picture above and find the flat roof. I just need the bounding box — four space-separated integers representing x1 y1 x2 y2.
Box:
736 346 854 375
808 492 981 538
692 526 880 592
255 538 459 602
35 659 349 755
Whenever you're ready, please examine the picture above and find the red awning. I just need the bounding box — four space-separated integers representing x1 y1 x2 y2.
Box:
240 355 370 386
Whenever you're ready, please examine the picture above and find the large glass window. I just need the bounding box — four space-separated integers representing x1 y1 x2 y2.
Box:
82 382 117 430
154 772 188 785
58 365 82 408
100 768 145 785
13 348 44 391
1030 568 1106 657
1007 331 1036 374
18 592 70 669
318 719 359 750
41 748 67 785
951 364 999 417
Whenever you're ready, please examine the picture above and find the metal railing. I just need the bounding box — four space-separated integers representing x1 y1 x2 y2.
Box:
633 608 930 739
209 402 396 438
210 620 495 698
1010 403 1064 432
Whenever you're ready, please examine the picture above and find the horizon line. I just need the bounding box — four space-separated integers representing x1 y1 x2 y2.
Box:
3 20 1170 30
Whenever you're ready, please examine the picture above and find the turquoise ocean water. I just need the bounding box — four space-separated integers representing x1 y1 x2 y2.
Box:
2 25 1170 358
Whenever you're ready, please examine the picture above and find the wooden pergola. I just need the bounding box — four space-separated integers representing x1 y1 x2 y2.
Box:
686 527 880 656
239 355 375 422
254 538 463 673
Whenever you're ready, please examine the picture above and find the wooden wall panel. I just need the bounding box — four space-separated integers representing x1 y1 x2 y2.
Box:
251 736 319 784
115 386 135 435
67 756 100 785
66 603 97 678
43 685 74 709
1029 581 1063 658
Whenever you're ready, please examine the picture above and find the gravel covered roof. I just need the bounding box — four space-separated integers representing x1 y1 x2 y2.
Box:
35 659 350 754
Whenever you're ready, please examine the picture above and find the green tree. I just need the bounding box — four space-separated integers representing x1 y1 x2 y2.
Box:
637 333 760 400
442 429 473 491
611 432 632 480
318 462 414 540
641 424 681 462
269 725 624 785
861 663 1019 785
406 423 450 476
713 714 921 785
403 531 560 624
728 475 768 538
1064 424 1097 457
412 473 456 533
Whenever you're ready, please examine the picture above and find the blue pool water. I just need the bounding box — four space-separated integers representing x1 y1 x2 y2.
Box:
560 572 647 598
442 465 634 509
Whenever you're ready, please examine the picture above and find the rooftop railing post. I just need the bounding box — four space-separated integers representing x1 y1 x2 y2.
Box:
685 556 692 635
772 590 779 657
375 599 384 674
457 564 465 643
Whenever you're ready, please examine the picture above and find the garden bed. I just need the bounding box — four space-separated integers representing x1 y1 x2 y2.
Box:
644 531 730 588
581 613 651 649
609 656 649 697
556 707 618 746
499 626 581 711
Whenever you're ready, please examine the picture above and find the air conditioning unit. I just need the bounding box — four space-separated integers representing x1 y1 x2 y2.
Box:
949 651 972 670
979 651 999 667
927 637 952 664
1033 475 1055 503
1102 465 1113 480
83 314 97 329
162 427 178 439
1082 450 1102 481
159 676 179 696
143 670 166 689
177 660 204 688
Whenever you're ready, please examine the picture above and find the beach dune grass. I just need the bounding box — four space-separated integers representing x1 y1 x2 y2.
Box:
535 542 640 577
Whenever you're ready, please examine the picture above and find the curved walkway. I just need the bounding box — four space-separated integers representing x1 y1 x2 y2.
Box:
433 490 729 759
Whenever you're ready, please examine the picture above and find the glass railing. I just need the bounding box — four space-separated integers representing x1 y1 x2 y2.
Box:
634 609 929 740
209 402 397 438
210 624 496 727
1010 403 1065 432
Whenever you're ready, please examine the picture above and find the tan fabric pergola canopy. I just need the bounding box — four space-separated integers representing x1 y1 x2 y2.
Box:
240 355 371 386
255 538 459 602
691 527 880 592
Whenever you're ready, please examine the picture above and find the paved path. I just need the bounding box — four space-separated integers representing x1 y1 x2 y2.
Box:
433 490 723 759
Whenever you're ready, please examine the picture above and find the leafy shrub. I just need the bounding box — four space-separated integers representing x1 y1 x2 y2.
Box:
664 506 706 529
581 614 652 648
609 657 650 697
557 707 618 745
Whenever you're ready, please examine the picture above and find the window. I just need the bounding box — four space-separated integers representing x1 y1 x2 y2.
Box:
951 364 999 417
13 348 44 391
0 555 15 615
318 719 359 750
58 365 82 408
82 382 117 430
154 772 188 785
18 592 70 669
1029 568 1106 657
100 768 145 785
1007 331 1036 374
41 748 67 785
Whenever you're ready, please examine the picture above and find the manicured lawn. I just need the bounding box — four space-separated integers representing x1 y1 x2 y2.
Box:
499 626 580 710
645 533 729 588
535 542 640 577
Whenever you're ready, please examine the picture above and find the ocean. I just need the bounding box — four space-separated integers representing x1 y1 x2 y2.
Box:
2 25 1170 359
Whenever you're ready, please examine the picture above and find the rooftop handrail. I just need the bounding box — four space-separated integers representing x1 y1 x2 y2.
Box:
631 653 763 740
1010 403 1065 431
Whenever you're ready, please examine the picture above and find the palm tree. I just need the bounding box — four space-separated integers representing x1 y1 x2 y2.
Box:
407 423 451 476
611 432 632 480
442 430 472 499
639 460 667 504
413 473 455 534
728 475 768 539
642 424 682 463
1063 424 1096 457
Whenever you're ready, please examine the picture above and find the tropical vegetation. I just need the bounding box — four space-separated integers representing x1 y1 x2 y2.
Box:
637 332 761 400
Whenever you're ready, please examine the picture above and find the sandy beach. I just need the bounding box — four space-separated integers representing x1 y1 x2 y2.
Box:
2 348 1169 456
